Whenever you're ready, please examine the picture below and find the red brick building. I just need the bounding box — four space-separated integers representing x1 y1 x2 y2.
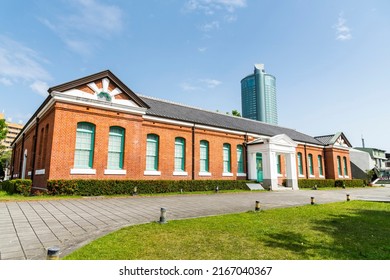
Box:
10 70 352 190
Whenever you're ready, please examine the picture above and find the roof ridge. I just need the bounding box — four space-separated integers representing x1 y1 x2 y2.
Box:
138 94 299 132
314 134 335 138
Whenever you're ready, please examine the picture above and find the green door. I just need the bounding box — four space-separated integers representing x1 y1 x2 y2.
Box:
256 153 263 182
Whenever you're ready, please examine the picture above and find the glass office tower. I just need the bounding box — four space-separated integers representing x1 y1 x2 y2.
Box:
241 64 278 125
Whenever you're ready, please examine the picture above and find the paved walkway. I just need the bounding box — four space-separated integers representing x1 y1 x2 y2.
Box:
1 187 390 260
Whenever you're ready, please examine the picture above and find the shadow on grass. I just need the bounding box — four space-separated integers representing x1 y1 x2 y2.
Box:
263 205 390 259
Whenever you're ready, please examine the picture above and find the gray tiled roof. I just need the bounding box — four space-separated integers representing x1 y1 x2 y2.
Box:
140 96 323 145
314 134 335 145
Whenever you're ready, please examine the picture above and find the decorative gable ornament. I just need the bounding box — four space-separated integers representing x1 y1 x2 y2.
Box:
97 91 112 102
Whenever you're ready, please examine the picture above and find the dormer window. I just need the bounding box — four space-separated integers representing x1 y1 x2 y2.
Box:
97 91 112 102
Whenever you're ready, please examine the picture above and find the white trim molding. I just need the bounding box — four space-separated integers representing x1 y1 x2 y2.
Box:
222 172 234 177
237 173 247 177
104 169 127 175
144 170 161 176
70 168 96 175
199 171 212 177
173 171 188 176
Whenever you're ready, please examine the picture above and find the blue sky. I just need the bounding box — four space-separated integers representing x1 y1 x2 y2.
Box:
1 0 389 151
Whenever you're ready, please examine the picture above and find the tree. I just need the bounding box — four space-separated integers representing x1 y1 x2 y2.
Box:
0 118 7 156
231 110 241 117
0 118 7 143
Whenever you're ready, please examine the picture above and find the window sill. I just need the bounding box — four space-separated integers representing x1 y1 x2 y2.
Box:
309 175 315 178
319 175 325 178
104 169 127 175
298 174 305 178
237 173 247 177
144 170 161 176
223 172 234 177
173 171 188 176
199 172 212 176
35 169 45 175
277 174 283 177
71 168 96 175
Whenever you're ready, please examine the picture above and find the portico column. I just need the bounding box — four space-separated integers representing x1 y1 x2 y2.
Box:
247 152 257 180
286 152 299 190
263 151 278 190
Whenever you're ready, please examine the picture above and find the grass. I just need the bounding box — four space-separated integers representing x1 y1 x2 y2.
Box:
0 189 257 202
63 200 390 260
0 190 83 201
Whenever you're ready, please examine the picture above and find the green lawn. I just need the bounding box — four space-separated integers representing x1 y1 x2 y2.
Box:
0 189 258 202
64 201 390 260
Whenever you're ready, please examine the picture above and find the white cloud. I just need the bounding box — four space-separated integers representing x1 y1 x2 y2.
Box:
198 47 207 52
30 80 49 97
180 78 222 91
185 0 247 14
0 35 51 96
334 13 352 41
0 77 12 86
200 79 222 88
180 82 200 91
200 21 220 32
39 0 123 55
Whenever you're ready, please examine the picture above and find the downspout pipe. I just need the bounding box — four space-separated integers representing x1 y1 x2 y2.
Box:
244 133 249 180
30 117 40 189
18 133 25 179
304 144 308 179
191 125 195 180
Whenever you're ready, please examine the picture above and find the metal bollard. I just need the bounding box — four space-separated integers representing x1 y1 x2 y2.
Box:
255 201 260 211
346 194 350 201
47 247 60 260
311 197 315 205
159 207 167 224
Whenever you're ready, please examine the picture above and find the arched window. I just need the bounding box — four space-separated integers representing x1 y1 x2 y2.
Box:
108 126 125 169
223 143 231 173
174 137 185 171
318 155 323 176
297 152 303 175
74 122 95 168
200 140 209 172
146 134 159 171
337 156 342 176
343 156 348 176
237 145 244 173
308 154 314 176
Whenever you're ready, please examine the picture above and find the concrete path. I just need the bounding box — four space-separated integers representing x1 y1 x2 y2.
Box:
1 187 390 260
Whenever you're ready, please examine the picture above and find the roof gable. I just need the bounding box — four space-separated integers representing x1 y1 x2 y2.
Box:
48 70 149 109
315 132 352 148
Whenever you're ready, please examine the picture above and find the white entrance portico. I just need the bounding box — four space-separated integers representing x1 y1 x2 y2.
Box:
247 134 298 190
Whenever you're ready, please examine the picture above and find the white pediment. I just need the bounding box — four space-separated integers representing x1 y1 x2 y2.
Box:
269 134 298 148
58 78 140 108
334 136 349 148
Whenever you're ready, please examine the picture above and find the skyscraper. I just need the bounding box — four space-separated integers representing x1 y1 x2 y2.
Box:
241 64 278 125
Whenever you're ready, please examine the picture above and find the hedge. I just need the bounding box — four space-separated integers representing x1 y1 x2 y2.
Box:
1 179 32 196
298 179 366 189
47 179 252 196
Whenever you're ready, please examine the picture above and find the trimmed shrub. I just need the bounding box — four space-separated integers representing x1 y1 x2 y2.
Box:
47 179 251 196
335 179 366 188
298 179 366 189
298 179 335 189
2 179 32 196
